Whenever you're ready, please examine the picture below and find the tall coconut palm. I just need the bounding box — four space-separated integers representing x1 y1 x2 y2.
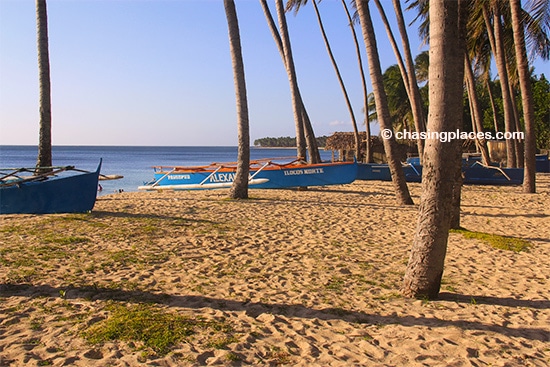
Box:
464 53 491 165
484 1 518 167
259 0 321 163
341 0 372 163
372 0 425 159
287 0 362 160
36 0 52 171
392 0 427 135
355 0 413 206
224 0 250 199
402 0 466 299
510 0 536 193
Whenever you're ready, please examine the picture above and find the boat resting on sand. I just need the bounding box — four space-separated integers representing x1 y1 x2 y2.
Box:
138 158 358 190
0 160 102 214
357 157 523 185
406 157 523 185
356 163 422 182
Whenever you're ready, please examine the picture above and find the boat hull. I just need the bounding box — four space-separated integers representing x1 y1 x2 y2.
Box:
356 163 421 182
357 159 523 185
0 161 101 214
139 161 358 190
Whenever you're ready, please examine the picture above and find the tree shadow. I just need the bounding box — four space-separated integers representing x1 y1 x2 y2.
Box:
438 292 550 309
1 284 548 342
90 210 219 225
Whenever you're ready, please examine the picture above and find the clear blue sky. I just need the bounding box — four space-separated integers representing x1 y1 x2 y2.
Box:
0 0 547 146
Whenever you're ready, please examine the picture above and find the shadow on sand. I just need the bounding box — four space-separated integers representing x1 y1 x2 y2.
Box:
1 284 548 342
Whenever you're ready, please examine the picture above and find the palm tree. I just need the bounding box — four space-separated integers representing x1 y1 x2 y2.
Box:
224 0 250 199
341 0 372 163
355 0 414 206
392 0 427 136
464 53 491 165
36 0 52 171
402 0 466 299
372 0 425 159
313 0 361 160
287 0 361 160
259 0 321 163
510 0 536 193
484 0 518 167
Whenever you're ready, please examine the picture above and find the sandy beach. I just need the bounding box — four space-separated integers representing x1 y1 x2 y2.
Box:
1 176 549 366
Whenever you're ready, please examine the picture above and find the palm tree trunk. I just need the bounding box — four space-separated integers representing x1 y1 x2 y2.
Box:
224 0 250 199
392 0 426 156
36 0 52 171
260 0 306 160
311 0 360 160
355 0 413 205
464 54 491 165
484 1 517 167
510 84 524 167
485 78 499 133
510 0 536 193
402 0 466 299
372 0 424 162
342 0 372 163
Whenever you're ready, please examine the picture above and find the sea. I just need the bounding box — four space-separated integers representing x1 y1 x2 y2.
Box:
0 146 333 195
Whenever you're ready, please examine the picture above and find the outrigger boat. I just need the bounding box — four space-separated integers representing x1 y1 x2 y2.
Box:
358 157 522 185
0 160 102 214
138 158 358 190
406 157 524 185
356 162 422 182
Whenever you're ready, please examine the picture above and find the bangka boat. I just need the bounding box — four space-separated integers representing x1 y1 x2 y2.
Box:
138 158 358 190
0 160 102 214
406 157 524 185
356 163 422 182
357 157 523 185
536 154 550 173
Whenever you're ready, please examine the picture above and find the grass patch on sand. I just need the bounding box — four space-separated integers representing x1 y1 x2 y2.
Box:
83 303 235 356
450 228 532 253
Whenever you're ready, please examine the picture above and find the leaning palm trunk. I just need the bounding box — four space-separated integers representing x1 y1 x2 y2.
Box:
355 0 413 205
485 78 499 133
274 0 307 160
372 0 426 161
402 0 466 299
483 2 517 167
261 0 320 163
260 0 306 159
342 0 372 162
311 0 360 160
224 0 250 199
464 54 491 165
36 0 52 171
510 0 536 193
393 0 426 156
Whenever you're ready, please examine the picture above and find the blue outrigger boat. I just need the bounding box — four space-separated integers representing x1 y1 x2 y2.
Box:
0 160 102 214
406 157 524 185
536 154 550 173
358 156 523 185
356 163 422 182
138 158 358 190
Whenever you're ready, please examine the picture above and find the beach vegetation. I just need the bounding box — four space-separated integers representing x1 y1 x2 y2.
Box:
325 276 346 293
450 228 532 252
83 303 235 356
225 351 242 362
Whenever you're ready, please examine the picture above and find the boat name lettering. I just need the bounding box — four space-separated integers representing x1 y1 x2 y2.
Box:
168 174 191 180
284 168 324 176
208 173 236 183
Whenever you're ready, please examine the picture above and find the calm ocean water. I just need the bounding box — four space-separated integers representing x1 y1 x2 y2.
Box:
0 146 333 194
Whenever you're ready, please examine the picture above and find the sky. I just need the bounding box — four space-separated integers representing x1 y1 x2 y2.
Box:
0 0 547 147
